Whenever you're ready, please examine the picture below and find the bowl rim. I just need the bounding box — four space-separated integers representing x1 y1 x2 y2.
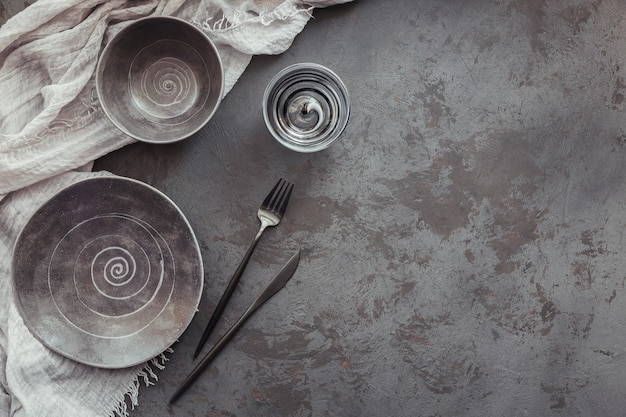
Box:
96 15 225 144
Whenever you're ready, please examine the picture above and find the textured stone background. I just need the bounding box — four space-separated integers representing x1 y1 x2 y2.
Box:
0 1 32 25
7 0 626 416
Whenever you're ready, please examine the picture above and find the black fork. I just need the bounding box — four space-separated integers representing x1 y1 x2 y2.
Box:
193 178 294 359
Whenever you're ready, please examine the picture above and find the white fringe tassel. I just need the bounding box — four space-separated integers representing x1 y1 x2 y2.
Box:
109 347 174 417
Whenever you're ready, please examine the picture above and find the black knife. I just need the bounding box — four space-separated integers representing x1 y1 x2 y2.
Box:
169 249 301 404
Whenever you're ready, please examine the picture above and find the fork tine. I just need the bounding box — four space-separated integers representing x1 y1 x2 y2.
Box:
276 182 293 216
267 179 292 213
269 179 287 210
262 178 284 209
262 178 294 216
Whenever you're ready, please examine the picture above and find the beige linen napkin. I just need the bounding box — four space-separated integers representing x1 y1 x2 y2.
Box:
0 0 352 416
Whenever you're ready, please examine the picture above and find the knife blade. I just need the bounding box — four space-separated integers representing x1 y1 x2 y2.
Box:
169 249 301 404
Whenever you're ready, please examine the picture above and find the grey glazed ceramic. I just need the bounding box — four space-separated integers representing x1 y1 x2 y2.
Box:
11 177 203 368
96 16 224 143
263 63 350 153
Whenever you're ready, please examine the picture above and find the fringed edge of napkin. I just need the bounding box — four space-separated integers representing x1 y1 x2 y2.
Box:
201 3 314 32
110 348 173 417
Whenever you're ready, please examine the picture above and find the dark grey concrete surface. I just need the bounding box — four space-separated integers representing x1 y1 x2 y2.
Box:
7 0 626 416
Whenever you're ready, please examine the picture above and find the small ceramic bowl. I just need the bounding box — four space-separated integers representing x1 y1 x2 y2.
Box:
96 16 224 144
263 63 350 153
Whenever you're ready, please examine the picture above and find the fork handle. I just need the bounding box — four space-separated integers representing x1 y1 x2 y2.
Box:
192 228 265 359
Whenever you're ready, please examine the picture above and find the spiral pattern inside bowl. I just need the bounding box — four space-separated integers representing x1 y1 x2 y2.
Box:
129 41 201 123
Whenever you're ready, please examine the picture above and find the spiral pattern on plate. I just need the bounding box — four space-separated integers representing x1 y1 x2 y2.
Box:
48 213 173 338
129 40 199 123
11 177 203 368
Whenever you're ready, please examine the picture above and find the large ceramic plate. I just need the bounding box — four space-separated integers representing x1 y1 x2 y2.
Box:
11 177 203 369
